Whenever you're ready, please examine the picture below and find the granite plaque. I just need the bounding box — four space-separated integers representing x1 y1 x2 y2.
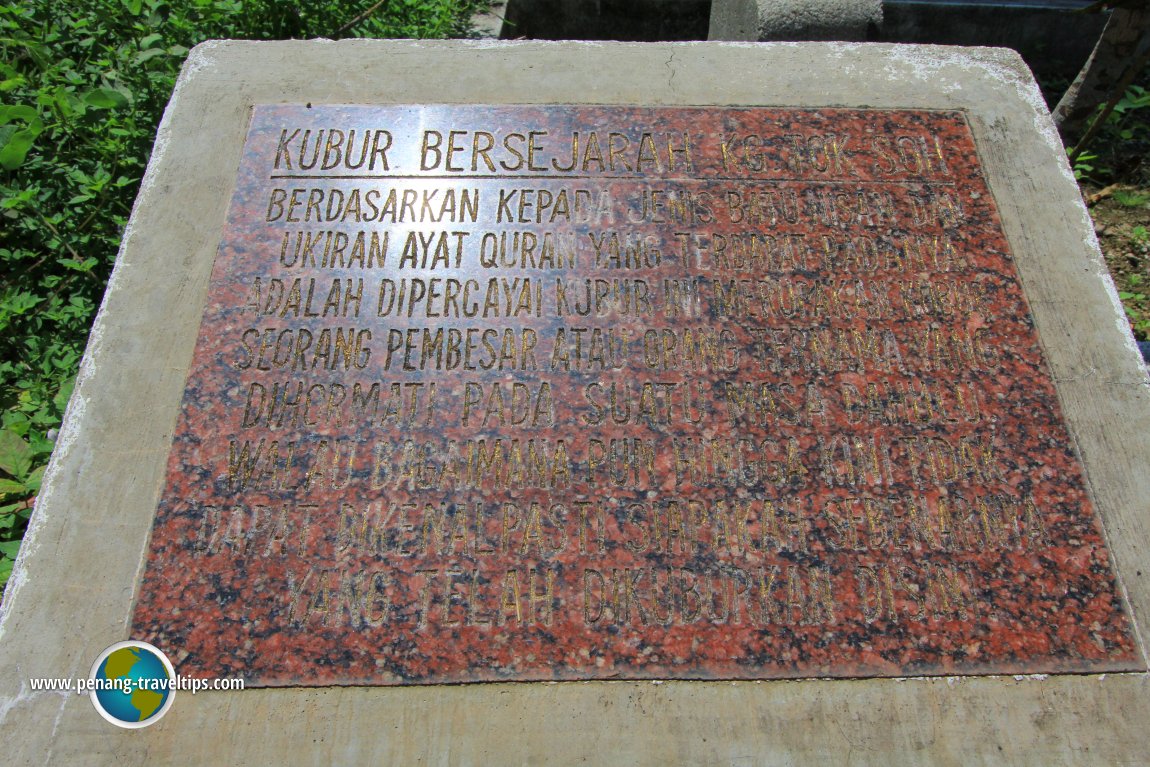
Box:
131 104 1138 684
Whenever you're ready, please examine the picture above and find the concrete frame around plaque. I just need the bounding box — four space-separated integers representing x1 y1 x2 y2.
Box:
2 40 1149 764
709 0 882 42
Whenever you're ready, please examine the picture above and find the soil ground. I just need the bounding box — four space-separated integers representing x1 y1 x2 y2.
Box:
1085 179 1150 341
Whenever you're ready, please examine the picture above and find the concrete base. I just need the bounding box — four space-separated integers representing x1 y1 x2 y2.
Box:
2 40 1149 765
709 0 882 41
877 2 1107 84
469 0 508 38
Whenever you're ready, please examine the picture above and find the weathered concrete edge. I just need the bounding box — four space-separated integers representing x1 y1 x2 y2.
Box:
0 40 1147 765
709 0 882 42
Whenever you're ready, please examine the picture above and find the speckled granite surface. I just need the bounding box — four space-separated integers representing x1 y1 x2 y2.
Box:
130 105 1139 684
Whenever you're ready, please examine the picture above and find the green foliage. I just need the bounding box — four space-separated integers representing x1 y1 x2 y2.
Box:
0 0 484 594
1075 84 1150 184
0 427 50 586
1119 274 1150 339
1110 85 1150 140
1071 149 1099 181
1112 188 1150 208
1132 225 1149 247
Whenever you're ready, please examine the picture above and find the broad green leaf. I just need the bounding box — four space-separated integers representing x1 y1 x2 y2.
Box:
0 105 38 124
134 48 167 65
122 0 144 14
0 478 27 496
53 378 75 413
59 257 99 272
81 88 129 109
0 430 31 479
24 465 46 494
0 540 20 557
0 127 38 170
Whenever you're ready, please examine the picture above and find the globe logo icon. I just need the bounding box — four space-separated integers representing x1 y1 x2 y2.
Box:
88 641 176 728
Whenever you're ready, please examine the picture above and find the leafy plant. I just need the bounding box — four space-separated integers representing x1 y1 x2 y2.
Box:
1072 83 1150 185
0 428 51 587
1071 149 1100 181
0 0 485 596
1111 85 1150 140
1112 189 1150 208
1119 274 1150 339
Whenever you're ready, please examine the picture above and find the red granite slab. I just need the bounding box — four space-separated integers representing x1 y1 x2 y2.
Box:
130 104 1141 685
